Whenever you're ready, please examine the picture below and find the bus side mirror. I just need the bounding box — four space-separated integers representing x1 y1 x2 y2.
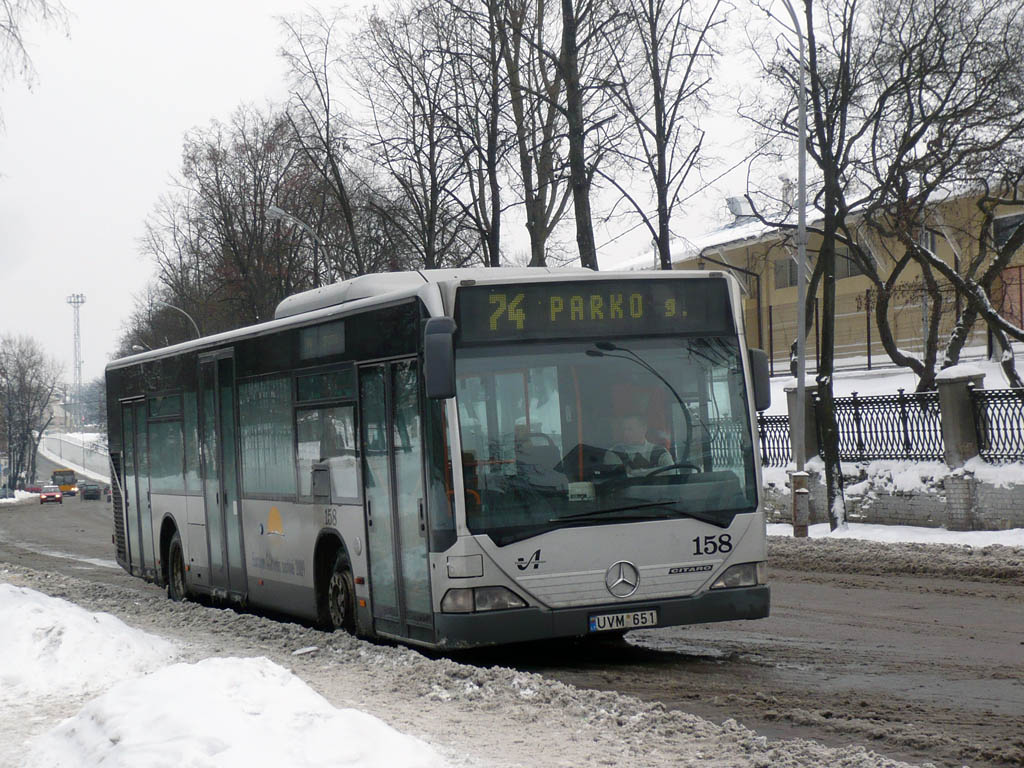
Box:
424 317 457 399
748 348 771 412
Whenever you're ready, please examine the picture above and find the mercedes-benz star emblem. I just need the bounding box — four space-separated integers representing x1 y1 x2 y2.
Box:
605 560 640 598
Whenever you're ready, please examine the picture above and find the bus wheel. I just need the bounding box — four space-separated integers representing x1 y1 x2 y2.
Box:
324 552 355 633
167 531 187 602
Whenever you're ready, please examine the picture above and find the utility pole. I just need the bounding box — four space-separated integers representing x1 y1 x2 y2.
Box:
67 294 86 431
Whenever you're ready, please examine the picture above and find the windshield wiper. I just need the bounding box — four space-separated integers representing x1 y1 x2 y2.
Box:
553 500 746 529
552 500 677 522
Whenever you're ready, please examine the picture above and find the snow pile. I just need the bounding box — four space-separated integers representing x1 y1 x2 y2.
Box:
0 490 34 504
843 459 950 498
963 457 1024 488
767 521 1024 548
764 457 1024 504
0 583 176 703
934 363 985 381
761 464 794 495
26 656 449 768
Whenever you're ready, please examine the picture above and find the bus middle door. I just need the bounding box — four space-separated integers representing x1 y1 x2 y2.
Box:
359 360 433 643
198 352 246 599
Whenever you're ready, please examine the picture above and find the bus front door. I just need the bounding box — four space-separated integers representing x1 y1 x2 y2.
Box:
359 360 433 643
199 352 246 598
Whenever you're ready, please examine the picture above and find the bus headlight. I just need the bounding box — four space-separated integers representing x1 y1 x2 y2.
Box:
441 589 474 613
710 562 767 589
441 587 527 613
473 586 527 612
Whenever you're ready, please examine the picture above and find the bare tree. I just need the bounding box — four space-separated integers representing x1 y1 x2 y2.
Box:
135 104 342 343
0 0 67 86
0 335 61 488
179 105 313 324
439 0 511 267
349 3 480 270
916 172 1024 387
557 0 631 270
494 0 574 266
603 0 726 270
847 0 1024 391
279 10 365 271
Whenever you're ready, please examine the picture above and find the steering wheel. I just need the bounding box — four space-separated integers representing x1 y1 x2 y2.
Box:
643 460 701 477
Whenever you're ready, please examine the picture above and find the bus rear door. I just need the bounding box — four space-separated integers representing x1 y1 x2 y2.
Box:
121 398 155 578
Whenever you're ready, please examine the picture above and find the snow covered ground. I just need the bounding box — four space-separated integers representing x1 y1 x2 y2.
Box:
1 584 446 768
765 352 1022 415
3 522 1019 768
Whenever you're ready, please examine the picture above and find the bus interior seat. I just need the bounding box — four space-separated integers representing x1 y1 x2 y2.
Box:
515 434 564 488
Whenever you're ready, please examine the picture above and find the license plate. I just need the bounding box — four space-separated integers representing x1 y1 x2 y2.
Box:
588 609 658 632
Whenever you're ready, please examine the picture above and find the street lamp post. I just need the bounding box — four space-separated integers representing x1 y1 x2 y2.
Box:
778 0 810 536
153 300 201 339
267 205 330 285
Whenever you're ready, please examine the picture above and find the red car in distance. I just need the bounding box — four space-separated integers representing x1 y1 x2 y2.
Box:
39 485 63 504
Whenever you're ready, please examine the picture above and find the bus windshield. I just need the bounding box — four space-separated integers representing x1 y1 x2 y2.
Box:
454 335 758 546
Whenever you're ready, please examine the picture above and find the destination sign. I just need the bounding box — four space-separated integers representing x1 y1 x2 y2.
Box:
455 278 734 343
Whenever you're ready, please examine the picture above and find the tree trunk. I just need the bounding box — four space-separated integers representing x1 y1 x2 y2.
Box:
487 2 502 268
816 214 846 531
496 6 548 267
561 0 599 271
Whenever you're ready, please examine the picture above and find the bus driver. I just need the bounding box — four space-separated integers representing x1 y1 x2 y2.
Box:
604 414 673 476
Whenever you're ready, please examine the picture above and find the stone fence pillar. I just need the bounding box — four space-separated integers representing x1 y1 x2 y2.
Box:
937 367 985 530
936 369 985 468
785 382 819 461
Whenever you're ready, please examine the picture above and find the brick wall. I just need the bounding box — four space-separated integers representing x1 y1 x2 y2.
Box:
764 470 1024 530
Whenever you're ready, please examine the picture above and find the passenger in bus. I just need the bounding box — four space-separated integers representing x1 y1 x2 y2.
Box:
604 414 673 476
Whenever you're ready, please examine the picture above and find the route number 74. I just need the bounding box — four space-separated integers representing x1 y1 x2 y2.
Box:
489 293 526 331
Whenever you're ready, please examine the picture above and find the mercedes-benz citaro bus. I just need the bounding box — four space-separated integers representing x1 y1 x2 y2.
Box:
105 268 771 649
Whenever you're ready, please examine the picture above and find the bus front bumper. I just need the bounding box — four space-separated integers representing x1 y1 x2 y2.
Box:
434 585 770 649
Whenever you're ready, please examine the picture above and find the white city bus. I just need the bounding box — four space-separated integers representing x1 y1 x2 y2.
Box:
106 268 771 649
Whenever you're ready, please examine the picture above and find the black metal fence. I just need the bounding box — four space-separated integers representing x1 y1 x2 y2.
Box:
757 386 1024 467
757 414 792 467
971 388 1024 463
832 389 944 461
709 420 747 466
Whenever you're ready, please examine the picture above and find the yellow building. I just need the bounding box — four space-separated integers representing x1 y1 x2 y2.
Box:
667 196 1024 375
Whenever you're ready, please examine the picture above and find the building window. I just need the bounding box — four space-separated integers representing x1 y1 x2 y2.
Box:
994 213 1024 251
774 258 798 289
836 247 863 280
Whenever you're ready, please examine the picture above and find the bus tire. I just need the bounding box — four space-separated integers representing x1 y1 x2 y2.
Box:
323 551 355 633
167 530 187 602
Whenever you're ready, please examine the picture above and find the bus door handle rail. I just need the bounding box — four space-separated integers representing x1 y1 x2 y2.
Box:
418 498 426 534
367 500 372 527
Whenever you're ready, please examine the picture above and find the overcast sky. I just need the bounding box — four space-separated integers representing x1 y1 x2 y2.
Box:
0 0 755 386
0 0 322 383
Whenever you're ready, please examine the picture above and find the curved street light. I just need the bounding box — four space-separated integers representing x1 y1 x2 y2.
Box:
154 300 201 339
267 204 331 285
